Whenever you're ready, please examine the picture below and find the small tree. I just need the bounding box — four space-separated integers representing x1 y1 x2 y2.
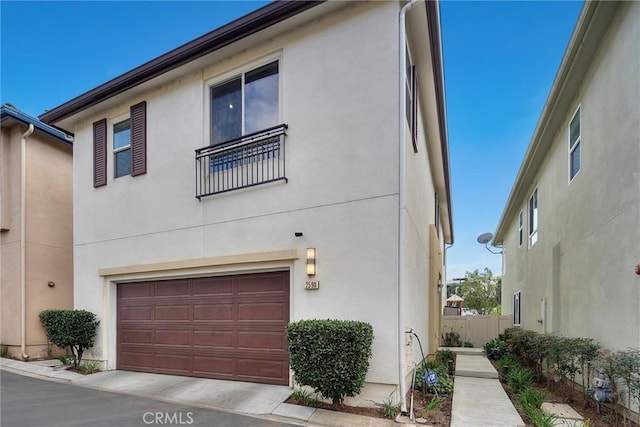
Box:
39 310 99 367
458 268 501 315
287 319 374 410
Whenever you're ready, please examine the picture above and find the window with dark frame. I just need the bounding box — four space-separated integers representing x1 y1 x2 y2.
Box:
406 47 418 152
529 189 538 247
513 291 521 326
569 107 581 181
518 210 523 247
113 119 131 178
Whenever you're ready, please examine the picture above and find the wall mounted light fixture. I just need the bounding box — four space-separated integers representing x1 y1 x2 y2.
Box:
437 277 443 293
306 248 316 276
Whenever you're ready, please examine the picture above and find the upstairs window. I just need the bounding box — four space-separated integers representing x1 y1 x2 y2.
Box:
211 61 279 145
569 106 581 181
518 210 523 247
529 189 538 247
113 119 131 178
406 48 418 152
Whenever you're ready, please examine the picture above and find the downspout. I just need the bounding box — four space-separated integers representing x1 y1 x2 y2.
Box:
398 0 423 414
20 124 34 360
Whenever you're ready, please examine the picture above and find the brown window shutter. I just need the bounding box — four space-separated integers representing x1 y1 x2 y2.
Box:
93 119 107 187
411 66 419 152
130 101 147 176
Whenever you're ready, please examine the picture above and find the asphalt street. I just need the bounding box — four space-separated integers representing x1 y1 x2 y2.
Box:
1 370 298 427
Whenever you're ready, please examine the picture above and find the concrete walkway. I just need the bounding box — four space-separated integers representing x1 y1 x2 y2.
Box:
1 358 397 427
448 349 525 427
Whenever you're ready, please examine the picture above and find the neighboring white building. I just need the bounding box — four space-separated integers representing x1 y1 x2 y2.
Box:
494 1 639 353
41 0 453 406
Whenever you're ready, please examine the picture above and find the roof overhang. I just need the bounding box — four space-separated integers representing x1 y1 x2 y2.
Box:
39 1 324 126
1 104 73 146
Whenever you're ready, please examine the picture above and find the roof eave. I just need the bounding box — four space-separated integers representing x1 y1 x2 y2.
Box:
39 1 324 125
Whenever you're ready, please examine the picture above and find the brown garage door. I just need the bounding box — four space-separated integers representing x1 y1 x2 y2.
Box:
117 271 289 385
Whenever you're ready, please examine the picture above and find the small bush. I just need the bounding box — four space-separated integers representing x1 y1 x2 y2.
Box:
496 354 521 376
462 341 474 348
484 337 508 360
442 330 461 347
1 344 8 358
287 319 373 409
39 310 100 367
290 387 319 407
57 354 73 365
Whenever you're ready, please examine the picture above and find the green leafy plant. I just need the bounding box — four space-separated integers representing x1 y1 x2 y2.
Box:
287 319 374 410
436 349 456 375
381 397 400 419
508 365 534 393
1 344 8 358
77 360 101 374
462 341 474 348
290 386 319 407
496 354 521 379
57 354 73 365
518 388 545 409
422 396 442 419
39 310 100 367
610 348 640 425
484 337 508 360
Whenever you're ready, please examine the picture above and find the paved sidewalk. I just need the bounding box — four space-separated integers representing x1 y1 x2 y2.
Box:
1 358 397 427
450 352 525 427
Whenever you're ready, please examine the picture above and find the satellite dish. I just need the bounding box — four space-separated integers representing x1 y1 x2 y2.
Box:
476 232 494 244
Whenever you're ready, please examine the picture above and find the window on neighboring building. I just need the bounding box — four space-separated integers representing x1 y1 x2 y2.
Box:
406 47 418 152
210 61 279 145
518 210 524 247
569 106 581 181
113 119 131 178
528 189 538 247
513 291 521 326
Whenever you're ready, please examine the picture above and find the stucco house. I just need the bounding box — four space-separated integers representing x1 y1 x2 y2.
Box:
1 103 74 359
493 0 639 353
40 0 453 408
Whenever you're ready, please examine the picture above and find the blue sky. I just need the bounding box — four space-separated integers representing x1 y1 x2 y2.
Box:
1 1 583 281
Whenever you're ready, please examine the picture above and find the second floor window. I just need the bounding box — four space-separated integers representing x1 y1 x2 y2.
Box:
210 61 279 145
518 210 523 247
113 119 131 178
569 106 581 181
529 188 538 247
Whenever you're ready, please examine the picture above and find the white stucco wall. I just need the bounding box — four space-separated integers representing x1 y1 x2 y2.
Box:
67 1 447 386
501 1 640 352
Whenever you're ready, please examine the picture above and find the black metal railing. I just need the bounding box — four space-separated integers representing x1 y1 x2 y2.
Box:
195 124 288 199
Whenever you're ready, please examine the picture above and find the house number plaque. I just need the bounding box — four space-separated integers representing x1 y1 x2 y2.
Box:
305 281 320 290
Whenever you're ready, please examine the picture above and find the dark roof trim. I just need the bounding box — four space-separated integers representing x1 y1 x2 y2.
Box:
40 1 323 124
1 104 73 145
426 0 453 244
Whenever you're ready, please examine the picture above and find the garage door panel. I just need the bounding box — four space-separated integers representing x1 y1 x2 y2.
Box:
193 330 233 348
237 331 285 350
193 304 233 321
193 277 233 295
154 280 190 297
117 271 289 385
120 329 154 345
155 354 190 372
119 282 153 298
193 356 234 376
237 358 286 382
155 305 190 321
121 306 153 321
238 302 286 321
237 274 287 294
155 329 190 346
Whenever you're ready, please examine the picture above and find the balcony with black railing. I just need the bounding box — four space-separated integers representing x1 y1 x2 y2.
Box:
195 124 288 199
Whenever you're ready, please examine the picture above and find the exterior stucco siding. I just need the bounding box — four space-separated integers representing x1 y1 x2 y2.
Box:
501 1 640 352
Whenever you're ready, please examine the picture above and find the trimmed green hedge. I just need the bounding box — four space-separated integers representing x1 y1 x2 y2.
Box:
39 310 99 367
287 319 374 408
